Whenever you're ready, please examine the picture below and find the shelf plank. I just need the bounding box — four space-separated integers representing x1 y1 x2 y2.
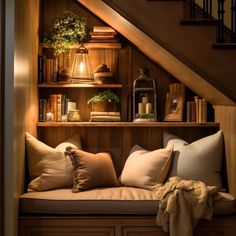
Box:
37 122 220 127
40 42 121 49
38 83 123 88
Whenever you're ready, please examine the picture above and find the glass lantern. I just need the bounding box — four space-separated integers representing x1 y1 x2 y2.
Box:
70 45 94 83
133 67 157 122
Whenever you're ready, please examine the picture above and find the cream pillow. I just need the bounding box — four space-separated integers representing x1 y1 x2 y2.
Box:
25 132 81 191
119 145 173 190
65 147 119 192
163 131 223 188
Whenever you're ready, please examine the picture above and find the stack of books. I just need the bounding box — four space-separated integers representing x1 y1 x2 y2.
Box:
186 96 207 123
90 111 121 122
89 26 118 43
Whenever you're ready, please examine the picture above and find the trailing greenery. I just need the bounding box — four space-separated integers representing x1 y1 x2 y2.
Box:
44 11 88 55
87 90 120 104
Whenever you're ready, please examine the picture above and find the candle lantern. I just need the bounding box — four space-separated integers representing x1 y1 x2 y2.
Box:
133 67 157 122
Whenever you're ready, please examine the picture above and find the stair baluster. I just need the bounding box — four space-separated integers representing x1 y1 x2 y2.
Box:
232 0 236 42
217 0 225 43
203 0 212 19
190 0 196 19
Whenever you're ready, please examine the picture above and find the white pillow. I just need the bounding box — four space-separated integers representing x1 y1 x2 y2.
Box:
25 132 81 191
163 131 223 188
119 145 173 190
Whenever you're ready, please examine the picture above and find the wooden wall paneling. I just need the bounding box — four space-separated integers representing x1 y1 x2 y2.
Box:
118 46 133 121
2 0 40 235
0 0 4 234
41 0 108 40
214 105 236 197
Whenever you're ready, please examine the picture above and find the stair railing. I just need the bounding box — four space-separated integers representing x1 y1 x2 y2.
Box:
217 0 225 43
232 0 236 42
186 0 236 46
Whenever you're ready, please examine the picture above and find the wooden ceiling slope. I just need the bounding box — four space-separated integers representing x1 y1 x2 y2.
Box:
78 0 235 106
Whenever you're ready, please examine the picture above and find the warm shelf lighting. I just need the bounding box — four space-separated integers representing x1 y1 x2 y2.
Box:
70 45 94 83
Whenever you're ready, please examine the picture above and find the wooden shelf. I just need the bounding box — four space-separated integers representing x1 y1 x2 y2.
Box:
38 83 123 88
40 42 121 49
37 122 219 127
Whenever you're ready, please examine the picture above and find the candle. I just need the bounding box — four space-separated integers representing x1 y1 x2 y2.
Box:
138 103 144 114
46 112 54 122
146 103 152 114
142 96 148 104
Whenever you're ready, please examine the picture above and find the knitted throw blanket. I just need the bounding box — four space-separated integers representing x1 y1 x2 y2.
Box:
152 177 219 236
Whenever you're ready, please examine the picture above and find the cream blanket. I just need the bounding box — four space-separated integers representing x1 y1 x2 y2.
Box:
153 177 219 236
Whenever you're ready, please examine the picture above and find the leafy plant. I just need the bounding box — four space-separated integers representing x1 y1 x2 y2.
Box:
44 11 88 55
87 90 120 104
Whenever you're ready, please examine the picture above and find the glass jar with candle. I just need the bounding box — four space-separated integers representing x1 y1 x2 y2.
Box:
133 67 157 122
68 109 81 122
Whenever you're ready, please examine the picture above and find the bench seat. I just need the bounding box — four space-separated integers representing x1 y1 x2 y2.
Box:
19 186 236 216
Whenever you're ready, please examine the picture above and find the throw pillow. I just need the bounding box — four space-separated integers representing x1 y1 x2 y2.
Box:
65 147 119 192
25 132 81 191
119 145 173 190
163 131 223 188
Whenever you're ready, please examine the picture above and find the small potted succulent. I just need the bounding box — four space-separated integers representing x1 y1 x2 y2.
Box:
87 90 120 112
44 11 88 55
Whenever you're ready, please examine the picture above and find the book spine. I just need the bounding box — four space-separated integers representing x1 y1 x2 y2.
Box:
52 58 58 82
56 94 62 122
61 94 66 115
202 99 207 122
42 98 47 121
38 55 44 84
50 94 57 121
194 96 199 123
39 99 43 121
198 99 203 123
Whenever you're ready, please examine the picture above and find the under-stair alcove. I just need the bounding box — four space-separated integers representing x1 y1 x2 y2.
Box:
1 0 236 236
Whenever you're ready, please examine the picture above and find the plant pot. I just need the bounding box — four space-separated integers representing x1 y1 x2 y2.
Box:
91 100 117 112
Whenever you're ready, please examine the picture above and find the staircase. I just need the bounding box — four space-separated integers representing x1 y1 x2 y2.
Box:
102 0 236 102
79 0 236 104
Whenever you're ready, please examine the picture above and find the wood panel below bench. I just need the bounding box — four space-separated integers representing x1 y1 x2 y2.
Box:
18 215 236 236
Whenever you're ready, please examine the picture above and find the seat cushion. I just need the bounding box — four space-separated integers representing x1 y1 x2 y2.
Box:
19 187 236 216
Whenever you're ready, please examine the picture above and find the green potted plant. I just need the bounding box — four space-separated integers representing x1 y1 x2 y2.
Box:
87 90 120 112
44 11 88 55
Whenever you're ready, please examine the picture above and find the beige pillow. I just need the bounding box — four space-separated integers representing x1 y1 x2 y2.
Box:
119 145 173 190
25 132 81 191
66 147 119 192
163 131 223 188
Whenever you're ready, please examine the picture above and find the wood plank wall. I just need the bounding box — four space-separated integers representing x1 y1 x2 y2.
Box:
38 126 218 176
215 106 236 197
0 0 5 234
2 1 39 236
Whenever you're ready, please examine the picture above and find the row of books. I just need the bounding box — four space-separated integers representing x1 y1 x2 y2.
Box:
89 26 118 43
90 111 121 122
38 53 72 83
38 56 58 83
39 94 77 122
186 96 207 123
